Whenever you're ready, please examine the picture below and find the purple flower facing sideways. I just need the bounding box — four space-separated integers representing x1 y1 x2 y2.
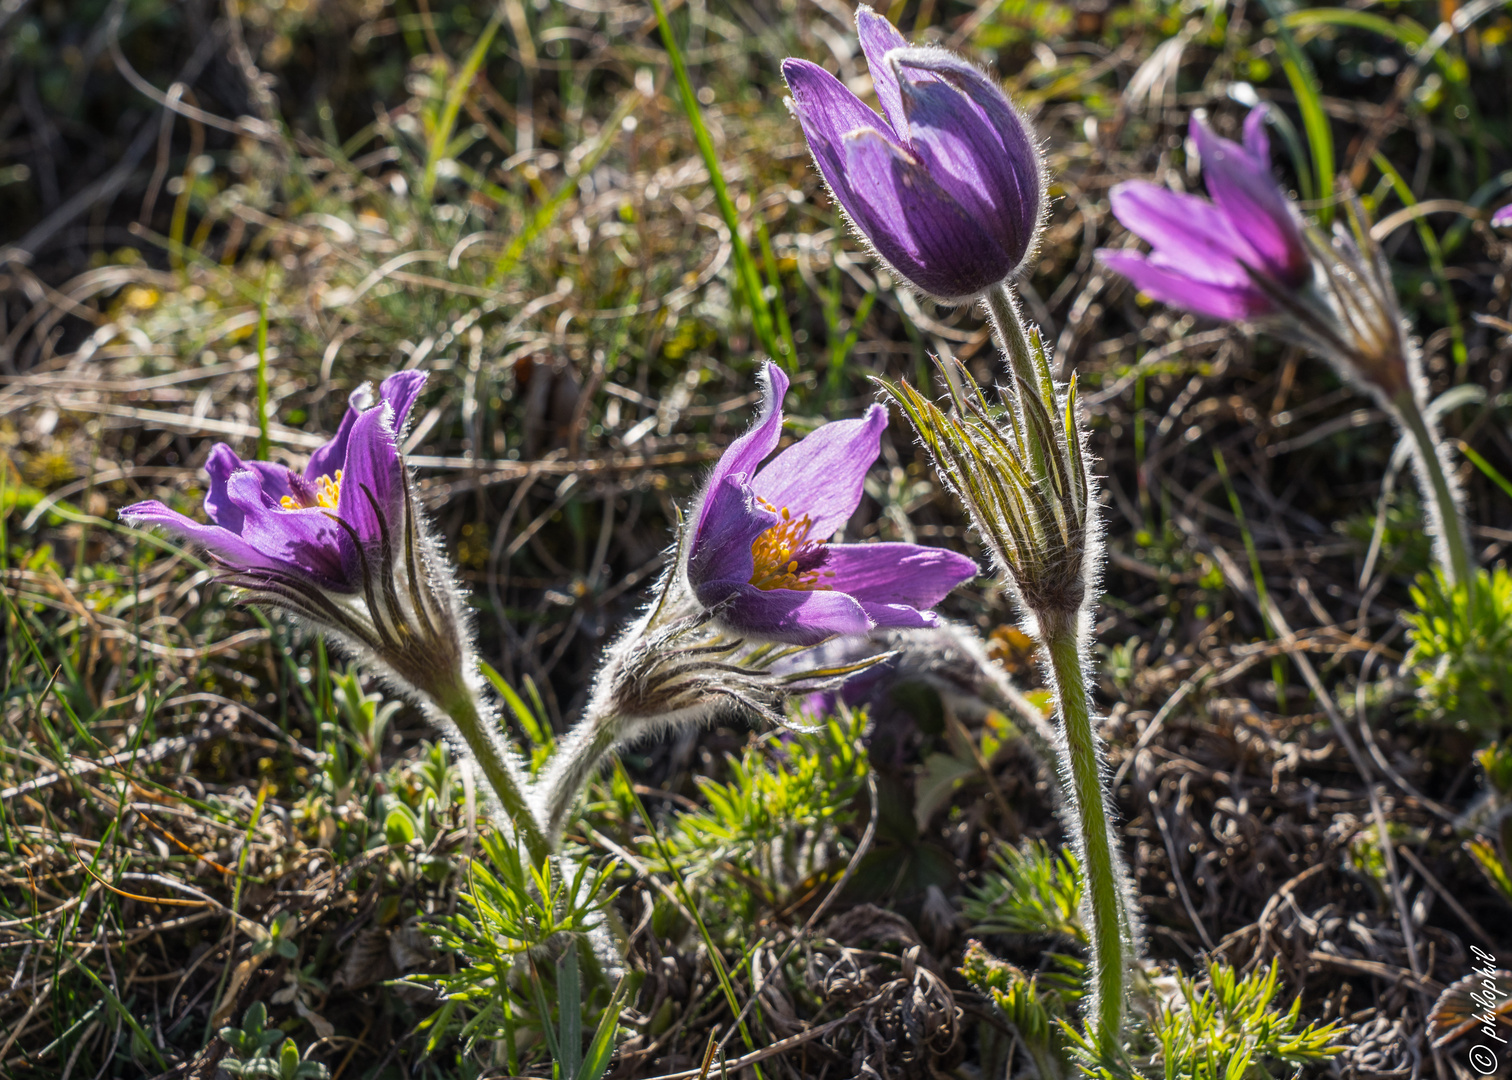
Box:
782 7 1044 303
685 362 978 646
1097 107 1312 321
121 371 464 691
122 371 425 591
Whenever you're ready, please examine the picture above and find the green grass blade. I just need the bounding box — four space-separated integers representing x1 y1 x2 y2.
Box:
1373 151 1466 373
422 8 505 201
828 290 877 393
614 759 764 1076
1283 8 1487 189
527 957 565 1065
576 976 632 1080
479 660 553 750
490 87 642 282
755 214 797 370
255 288 271 462
76 966 167 1072
1262 0 1334 223
557 939 582 1080
1443 168 1512 255
1214 448 1289 712
1460 441 1512 503
1255 98 1315 206
648 0 780 363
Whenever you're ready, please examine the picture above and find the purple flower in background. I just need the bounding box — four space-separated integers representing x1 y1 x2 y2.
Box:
1492 204 1512 228
121 371 463 689
123 371 426 592
684 362 978 646
1096 108 1311 321
781 7 1044 303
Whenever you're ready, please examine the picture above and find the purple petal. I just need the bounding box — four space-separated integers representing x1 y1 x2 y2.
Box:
691 363 789 544
712 582 871 646
854 601 938 628
1492 203 1512 228
783 56 898 145
891 47 1042 267
306 381 375 483
120 499 291 575
854 7 913 138
840 126 1013 301
245 461 297 506
379 370 428 436
1242 104 1271 163
751 404 886 539
1108 181 1257 287
688 474 779 595
818 542 978 611
1191 114 1309 286
335 400 405 549
783 59 911 276
204 443 251 531
1096 249 1273 321
226 472 350 585
894 77 1031 268
206 444 303 527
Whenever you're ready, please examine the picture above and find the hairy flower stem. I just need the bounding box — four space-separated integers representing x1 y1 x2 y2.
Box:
540 709 620 848
985 283 1036 392
1043 622 1125 1058
1394 390 1474 597
436 683 550 865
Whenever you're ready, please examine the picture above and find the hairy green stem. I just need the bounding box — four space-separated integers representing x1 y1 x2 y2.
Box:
985 283 1036 391
541 711 620 847
1044 624 1125 1059
439 685 550 865
1394 390 1474 595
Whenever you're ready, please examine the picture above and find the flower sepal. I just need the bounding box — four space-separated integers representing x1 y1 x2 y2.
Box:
875 328 1093 627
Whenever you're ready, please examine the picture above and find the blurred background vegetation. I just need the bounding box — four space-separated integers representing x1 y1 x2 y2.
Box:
5 0 1512 1075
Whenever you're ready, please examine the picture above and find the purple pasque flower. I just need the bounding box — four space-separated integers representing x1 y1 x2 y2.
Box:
781 7 1044 304
1097 107 1312 321
121 371 464 690
684 361 978 646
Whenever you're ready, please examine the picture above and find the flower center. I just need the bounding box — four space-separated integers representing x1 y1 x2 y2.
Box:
281 470 342 511
748 498 835 592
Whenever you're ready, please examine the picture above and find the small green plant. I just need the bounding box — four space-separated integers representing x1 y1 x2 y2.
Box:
250 912 301 963
1464 741 1512 905
220 1003 330 1080
960 940 1084 1080
220 1003 282 1063
380 742 463 883
641 710 870 941
413 831 622 1076
1070 961 1345 1079
1404 567 1512 733
333 667 403 773
965 840 1086 944
1478 737 1512 798
1466 834 1512 905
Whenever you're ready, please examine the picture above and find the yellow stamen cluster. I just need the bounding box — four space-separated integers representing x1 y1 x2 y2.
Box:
281 470 343 511
748 498 836 592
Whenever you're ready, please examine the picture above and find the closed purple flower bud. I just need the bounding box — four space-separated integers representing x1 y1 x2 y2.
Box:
682 361 978 646
782 7 1045 304
1096 107 1311 321
121 371 469 697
